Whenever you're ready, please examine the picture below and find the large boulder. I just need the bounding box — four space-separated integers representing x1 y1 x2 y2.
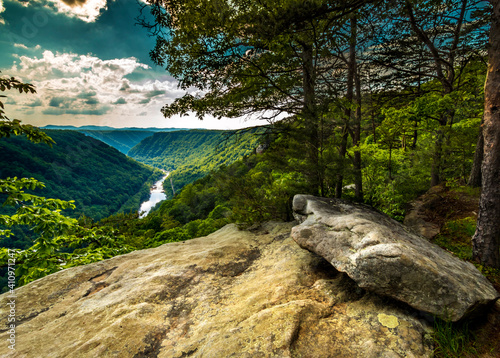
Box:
0 223 433 357
291 195 499 322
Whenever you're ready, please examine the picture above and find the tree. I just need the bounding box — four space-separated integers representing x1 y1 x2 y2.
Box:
472 0 500 268
141 0 371 195
373 0 489 186
468 119 483 187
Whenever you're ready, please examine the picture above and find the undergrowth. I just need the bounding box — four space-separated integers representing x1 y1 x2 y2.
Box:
431 208 500 357
432 318 477 358
433 217 476 261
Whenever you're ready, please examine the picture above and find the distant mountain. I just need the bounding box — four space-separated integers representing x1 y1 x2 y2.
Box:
128 127 266 195
41 125 190 132
0 130 161 225
79 130 164 155
41 126 190 154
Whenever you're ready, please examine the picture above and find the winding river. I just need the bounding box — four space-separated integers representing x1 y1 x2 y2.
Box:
139 174 169 218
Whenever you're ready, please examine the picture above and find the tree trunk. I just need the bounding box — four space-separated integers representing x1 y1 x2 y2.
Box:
472 0 500 268
336 15 356 199
335 128 349 198
352 17 363 202
430 127 444 187
468 117 484 187
411 121 418 149
301 43 321 196
353 71 363 201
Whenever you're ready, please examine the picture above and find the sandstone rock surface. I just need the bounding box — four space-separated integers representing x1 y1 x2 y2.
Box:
291 195 499 322
0 223 433 357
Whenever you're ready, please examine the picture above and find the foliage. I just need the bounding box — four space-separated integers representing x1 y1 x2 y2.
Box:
358 142 429 221
0 73 54 145
0 176 78 286
0 177 77 239
143 0 359 119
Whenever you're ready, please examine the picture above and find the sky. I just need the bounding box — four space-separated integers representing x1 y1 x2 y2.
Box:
0 0 263 129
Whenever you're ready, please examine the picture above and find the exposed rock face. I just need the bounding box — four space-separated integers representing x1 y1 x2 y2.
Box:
403 185 479 239
0 223 433 357
291 195 499 322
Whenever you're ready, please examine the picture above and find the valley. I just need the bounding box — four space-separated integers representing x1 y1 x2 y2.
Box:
42 125 189 155
128 127 266 195
0 130 162 248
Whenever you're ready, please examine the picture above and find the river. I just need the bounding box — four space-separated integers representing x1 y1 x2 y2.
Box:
139 174 169 218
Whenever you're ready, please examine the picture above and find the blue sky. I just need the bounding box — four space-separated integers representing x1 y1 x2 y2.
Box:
0 0 262 129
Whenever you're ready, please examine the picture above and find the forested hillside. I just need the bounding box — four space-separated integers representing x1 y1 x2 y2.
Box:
128 127 265 195
0 130 161 223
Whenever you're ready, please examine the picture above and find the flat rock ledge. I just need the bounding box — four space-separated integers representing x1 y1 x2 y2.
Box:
291 195 499 322
0 223 433 357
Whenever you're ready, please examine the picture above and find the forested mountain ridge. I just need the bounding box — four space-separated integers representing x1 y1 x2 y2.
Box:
79 130 166 155
41 125 187 132
0 130 161 223
42 125 189 155
128 127 266 195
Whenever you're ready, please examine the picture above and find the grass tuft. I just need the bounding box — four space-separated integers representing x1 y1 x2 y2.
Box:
433 217 476 261
432 318 477 358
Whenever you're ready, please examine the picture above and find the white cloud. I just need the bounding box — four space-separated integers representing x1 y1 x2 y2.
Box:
3 50 267 129
14 43 42 50
5 50 184 123
0 0 5 25
44 0 109 23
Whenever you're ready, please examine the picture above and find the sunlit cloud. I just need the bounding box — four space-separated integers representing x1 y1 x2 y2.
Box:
14 43 42 50
4 0 110 23
0 0 5 25
44 0 110 23
5 50 185 124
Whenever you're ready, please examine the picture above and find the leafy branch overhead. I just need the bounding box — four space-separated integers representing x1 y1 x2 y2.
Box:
0 73 54 146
